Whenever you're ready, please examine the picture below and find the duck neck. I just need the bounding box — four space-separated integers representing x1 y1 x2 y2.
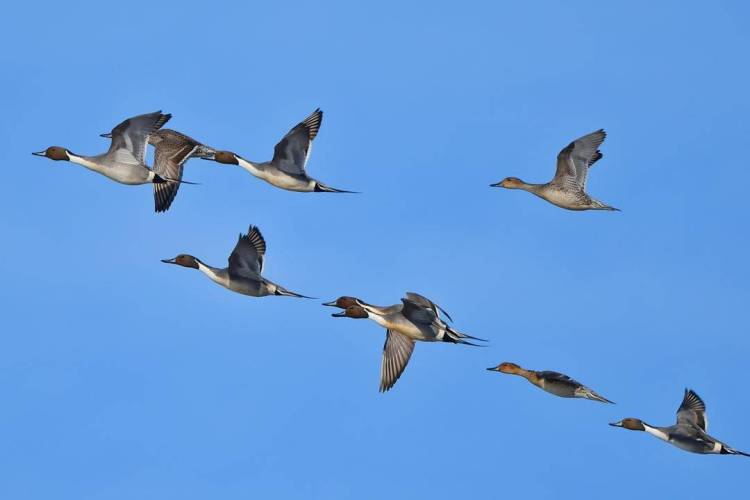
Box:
366 311 389 328
520 182 545 194
236 156 266 179
514 368 541 386
642 423 669 441
196 260 229 288
68 153 104 173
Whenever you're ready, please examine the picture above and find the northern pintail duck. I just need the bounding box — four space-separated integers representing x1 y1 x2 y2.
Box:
487 362 613 403
610 389 749 456
491 129 619 211
32 111 188 212
161 225 312 298
100 128 216 212
323 293 485 392
204 108 355 193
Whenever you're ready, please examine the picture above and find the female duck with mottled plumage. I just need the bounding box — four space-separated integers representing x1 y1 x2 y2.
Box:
100 127 216 212
492 129 619 211
203 108 356 193
610 389 749 457
323 293 485 392
487 362 614 403
162 225 312 298
32 111 197 212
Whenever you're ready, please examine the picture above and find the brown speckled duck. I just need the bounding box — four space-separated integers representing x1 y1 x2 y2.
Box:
491 129 619 211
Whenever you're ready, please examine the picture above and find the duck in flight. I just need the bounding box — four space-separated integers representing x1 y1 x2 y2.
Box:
324 293 485 392
100 127 215 212
32 111 193 212
610 389 749 456
162 225 313 298
487 362 613 403
491 129 619 211
203 108 356 193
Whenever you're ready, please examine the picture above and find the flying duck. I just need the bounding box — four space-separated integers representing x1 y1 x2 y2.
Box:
162 225 313 298
491 129 619 211
323 293 484 392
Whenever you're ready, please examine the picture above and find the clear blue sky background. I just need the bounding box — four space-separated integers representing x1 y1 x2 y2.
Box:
2 1 749 498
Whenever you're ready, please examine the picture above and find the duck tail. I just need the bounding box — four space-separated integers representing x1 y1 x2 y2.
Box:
313 181 359 194
721 445 750 457
153 174 200 185
591 199 620 211
273 284 317 299
443 327 487 346
576 387 615 404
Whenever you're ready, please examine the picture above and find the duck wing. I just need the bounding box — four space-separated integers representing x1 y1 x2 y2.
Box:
228 225 267 278
400 296 438 325
676 388 708 431
152 130 203 212
404 292 453 323
271 108 323 176
380 329 415 393
552 129 606 191
107 111 171 165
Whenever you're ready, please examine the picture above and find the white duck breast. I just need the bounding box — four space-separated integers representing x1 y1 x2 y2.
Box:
209 109 356 193
328 293 485 393
32 111 189 212
609 389 749 456
161 225 312 299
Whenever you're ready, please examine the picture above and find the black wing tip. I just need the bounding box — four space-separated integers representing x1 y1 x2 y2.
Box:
681 388 706 410
156 113 172 129
154 202 171 213
247 224 265 240
303 108 324 140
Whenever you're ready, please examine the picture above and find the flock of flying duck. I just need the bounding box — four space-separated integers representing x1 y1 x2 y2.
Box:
32 110 747 458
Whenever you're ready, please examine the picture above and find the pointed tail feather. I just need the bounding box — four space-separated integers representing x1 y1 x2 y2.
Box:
314 182 359 193
273 285 317 299
722 446 750 457
443 327 488 345
153 174 201 185
591 199 620 211
578 387 615 404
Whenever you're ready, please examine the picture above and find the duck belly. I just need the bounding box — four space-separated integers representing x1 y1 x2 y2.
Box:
227 277 266 297
669 435 713 454
540 380 576 398
264 171 315 192
538 189 585 210
103 165 152 185
375 316 436 341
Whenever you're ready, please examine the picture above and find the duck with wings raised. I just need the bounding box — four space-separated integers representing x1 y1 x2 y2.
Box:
161 225 313 298
492 129 619 211
203 108 355 193
610 389 749 456
31 111 200 212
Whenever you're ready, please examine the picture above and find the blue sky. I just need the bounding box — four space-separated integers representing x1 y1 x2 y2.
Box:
3 1 749 498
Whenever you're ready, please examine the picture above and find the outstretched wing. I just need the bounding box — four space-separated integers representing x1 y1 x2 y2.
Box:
107 111 171 165
271 108 323 175
552 129 606 191
380 330 416 393
676 388 708 431
228 225 267 277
